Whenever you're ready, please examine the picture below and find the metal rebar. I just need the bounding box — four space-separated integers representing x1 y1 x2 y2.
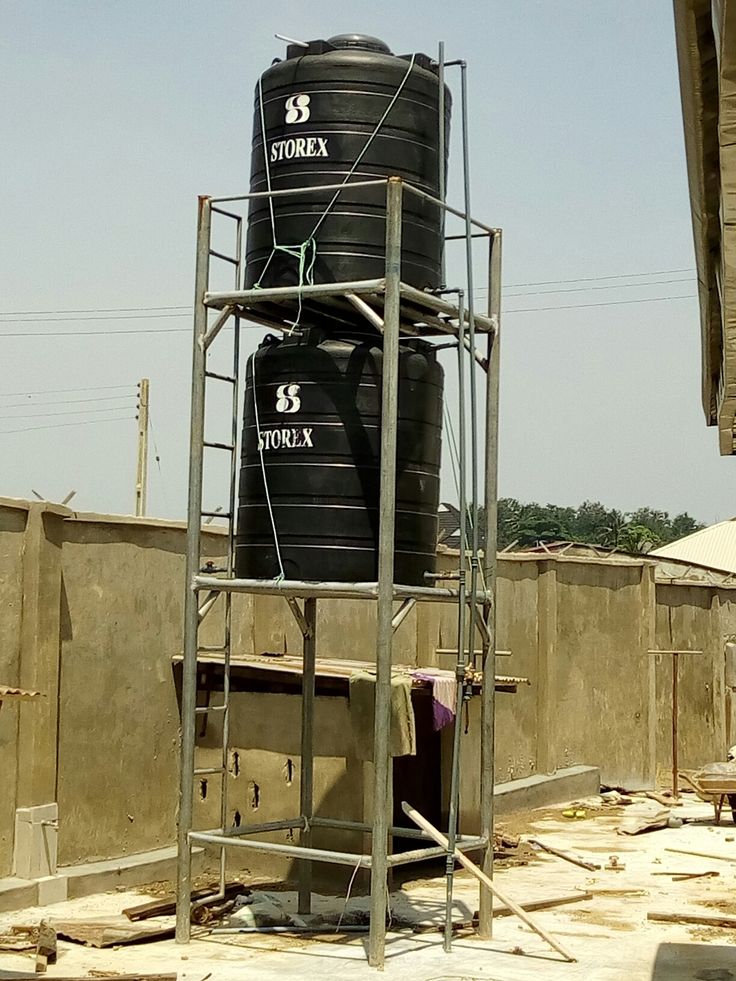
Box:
444 289 467 953
176 195 212 945
368 176 403 970
477 229 502 940
298 597 317 914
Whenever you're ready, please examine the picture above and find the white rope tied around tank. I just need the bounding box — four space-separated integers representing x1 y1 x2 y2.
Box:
249 351 287 582
253 53 417 332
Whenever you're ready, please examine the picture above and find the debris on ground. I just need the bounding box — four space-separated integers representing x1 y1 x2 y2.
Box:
35 919 56 973
618 806 676 835
527 836 601 871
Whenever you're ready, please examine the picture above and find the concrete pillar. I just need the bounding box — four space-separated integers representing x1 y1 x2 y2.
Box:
711 591 727 757
641 564 657 788
15 504 68 808
536 561 556 773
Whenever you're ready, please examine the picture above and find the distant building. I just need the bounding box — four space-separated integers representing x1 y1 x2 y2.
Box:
673 1 736 453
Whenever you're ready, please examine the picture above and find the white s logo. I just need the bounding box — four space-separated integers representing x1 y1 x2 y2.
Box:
285 94 310 124
275 384 301 413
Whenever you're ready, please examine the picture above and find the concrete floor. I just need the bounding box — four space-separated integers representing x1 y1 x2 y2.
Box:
1 796 735 980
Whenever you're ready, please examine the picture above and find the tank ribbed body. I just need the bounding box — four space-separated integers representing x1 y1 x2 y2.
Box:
245 34 451 299
235 329 443 585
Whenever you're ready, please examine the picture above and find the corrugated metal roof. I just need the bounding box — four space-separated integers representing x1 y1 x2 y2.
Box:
651 518 736 573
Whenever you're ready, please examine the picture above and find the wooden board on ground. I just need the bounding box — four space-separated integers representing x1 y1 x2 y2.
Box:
49 916 175 947
648 910 736 928
2 975 176 981
473 890 593 919
123 881 246 921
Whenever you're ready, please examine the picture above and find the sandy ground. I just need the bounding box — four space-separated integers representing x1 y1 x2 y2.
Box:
1 795 736 980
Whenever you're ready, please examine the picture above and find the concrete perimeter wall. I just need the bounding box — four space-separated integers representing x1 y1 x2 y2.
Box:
1 498 735 878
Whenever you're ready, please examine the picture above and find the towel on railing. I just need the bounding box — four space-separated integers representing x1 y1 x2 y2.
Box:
348 671 416 760
411 668 457 731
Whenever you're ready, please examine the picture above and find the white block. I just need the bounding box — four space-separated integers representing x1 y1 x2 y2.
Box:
37 875 68 906
13 803 58 879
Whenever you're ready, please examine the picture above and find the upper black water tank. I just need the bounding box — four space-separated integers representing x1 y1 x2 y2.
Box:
235 328 444 585
245 34 451 298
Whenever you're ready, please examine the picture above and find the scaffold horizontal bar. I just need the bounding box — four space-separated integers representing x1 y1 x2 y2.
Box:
198 817 306 837
204 279 386 308
310 816 486 845
189 831 372 868
209 179 388 204
386 837 486 867
191 575 486 604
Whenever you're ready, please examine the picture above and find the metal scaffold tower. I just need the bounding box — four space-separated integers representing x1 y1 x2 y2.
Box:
175 61 502 968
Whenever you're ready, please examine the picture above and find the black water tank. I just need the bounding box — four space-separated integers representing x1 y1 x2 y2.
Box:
235 329 443 585
245 34 451 297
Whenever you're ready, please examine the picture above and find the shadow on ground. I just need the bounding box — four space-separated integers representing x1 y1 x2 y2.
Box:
652 943 736 980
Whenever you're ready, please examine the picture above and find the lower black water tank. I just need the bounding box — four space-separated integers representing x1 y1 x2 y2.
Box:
235 329 443 585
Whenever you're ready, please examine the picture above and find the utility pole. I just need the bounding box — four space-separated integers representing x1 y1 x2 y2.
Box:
135 378 150 516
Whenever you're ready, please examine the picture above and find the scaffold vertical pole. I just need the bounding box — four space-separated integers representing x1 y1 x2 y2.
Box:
368 176 403 969
176 195 212 944
478 229 501 939
298 597 317 914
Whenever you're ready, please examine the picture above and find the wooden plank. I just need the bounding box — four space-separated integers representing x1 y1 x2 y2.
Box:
3 975 176 981
473 890 593 918
49 917 174 948
123 880 245 921
648 910 736 928
665 847 736 863
401 800 577 963
35 920 56 973
527 837 601 871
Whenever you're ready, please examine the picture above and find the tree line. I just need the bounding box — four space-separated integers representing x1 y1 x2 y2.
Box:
483 499 705 553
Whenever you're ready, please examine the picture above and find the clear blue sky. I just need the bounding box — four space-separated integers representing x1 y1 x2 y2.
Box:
2 0 730 524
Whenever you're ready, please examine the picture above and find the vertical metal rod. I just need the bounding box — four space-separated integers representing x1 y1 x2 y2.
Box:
368 177 403 970
176 196 212 944
444 290 466 953
478 230 501 939
672 652 679 799
438 41 446 288
298 597 317 914
460 61 480 676
218 312 240 895
135 378 150 516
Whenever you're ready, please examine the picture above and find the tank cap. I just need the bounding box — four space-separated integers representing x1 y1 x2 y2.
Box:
327 34 391 54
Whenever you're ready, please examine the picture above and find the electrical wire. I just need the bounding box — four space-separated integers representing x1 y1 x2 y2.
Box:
1 405 139 419
0 384 134 396
0 394 135 408
0 268 697 320
0 305 188 317
501 276 694 298
0 416 134 435
504 293 696 314
0 312 187 323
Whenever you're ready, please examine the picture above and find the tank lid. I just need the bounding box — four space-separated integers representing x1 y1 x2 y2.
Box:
327 33 392 54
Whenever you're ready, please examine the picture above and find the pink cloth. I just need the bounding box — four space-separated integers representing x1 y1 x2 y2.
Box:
412 669 457 731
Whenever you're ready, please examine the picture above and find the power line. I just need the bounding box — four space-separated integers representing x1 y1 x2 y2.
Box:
505 293 696 314
0 416 134 436
0 268 697 319
0 312 188 324
0 394 135 408
499 267 695 289
501 277 694 299
0 384 134 396
0 305 188 317
2 405 141 420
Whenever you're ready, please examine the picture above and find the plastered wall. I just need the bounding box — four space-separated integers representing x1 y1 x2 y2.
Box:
1 498 735 878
